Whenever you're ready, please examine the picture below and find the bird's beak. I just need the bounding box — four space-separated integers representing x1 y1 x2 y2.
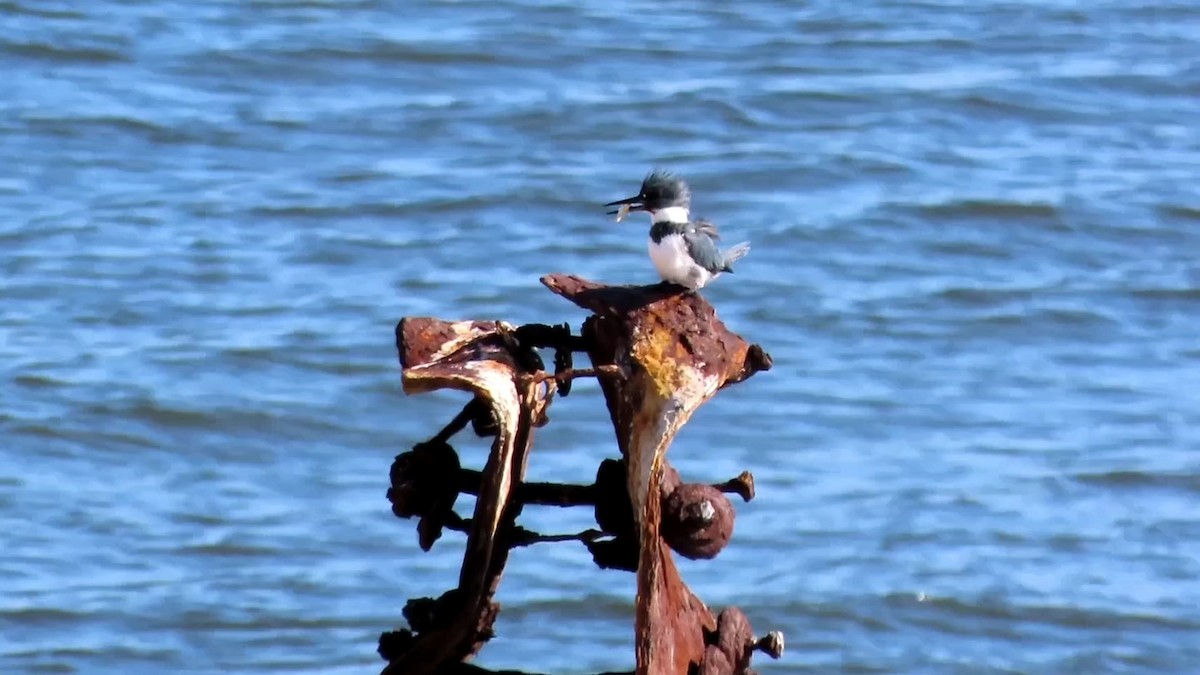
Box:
605 194 645 217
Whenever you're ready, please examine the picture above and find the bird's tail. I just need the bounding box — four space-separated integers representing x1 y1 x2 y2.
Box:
721 241 751 272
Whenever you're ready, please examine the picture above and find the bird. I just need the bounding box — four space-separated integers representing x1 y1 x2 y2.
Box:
605 170 750 290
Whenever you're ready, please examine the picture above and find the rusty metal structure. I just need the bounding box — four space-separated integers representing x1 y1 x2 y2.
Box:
380 274 781 675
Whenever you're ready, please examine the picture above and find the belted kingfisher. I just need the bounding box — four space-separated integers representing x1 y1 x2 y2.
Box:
605 170 749 290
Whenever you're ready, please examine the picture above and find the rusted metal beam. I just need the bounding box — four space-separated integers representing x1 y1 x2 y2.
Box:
383 318 556 674
540 275 772 675
384 278 780 675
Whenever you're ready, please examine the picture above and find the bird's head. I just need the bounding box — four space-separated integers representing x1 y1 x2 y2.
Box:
605 170 691 223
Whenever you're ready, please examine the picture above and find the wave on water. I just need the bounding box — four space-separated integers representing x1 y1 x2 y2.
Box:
912 198 1062 220
1158 203 1200 221
4 0 1200 673
1 40 127 64
1072 470 1200 494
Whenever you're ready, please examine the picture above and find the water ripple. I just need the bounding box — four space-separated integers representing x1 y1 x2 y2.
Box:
3 0 1200 673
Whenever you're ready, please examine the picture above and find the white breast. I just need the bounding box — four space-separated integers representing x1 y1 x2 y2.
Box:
648 234 711 289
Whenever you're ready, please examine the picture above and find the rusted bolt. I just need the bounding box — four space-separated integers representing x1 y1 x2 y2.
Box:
707 605 785 667
387 441 461 520
593 458 635 537
714 470 755 502
699 645 733 675
401 596 439 634
584 535 638 572
428 397 495 443
387 441 462 550
661 483 734 560
376 629 415 661
554 343 573 395
752 630 785 660
467 402 498 437
664 465 755 502
714 607 754 669
747 343 773 372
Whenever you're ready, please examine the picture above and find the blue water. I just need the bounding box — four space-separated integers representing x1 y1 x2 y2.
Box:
3 1 1199 673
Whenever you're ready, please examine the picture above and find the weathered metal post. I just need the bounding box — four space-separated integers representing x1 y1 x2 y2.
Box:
380 276 780 675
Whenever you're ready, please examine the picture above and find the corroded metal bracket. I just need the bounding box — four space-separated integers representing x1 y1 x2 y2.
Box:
381 277 780 675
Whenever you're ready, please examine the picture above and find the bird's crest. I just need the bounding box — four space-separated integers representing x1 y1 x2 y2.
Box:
640 170 691 210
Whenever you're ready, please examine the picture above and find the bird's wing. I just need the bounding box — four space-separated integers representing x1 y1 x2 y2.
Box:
693 218 722 240
682 223 727 274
